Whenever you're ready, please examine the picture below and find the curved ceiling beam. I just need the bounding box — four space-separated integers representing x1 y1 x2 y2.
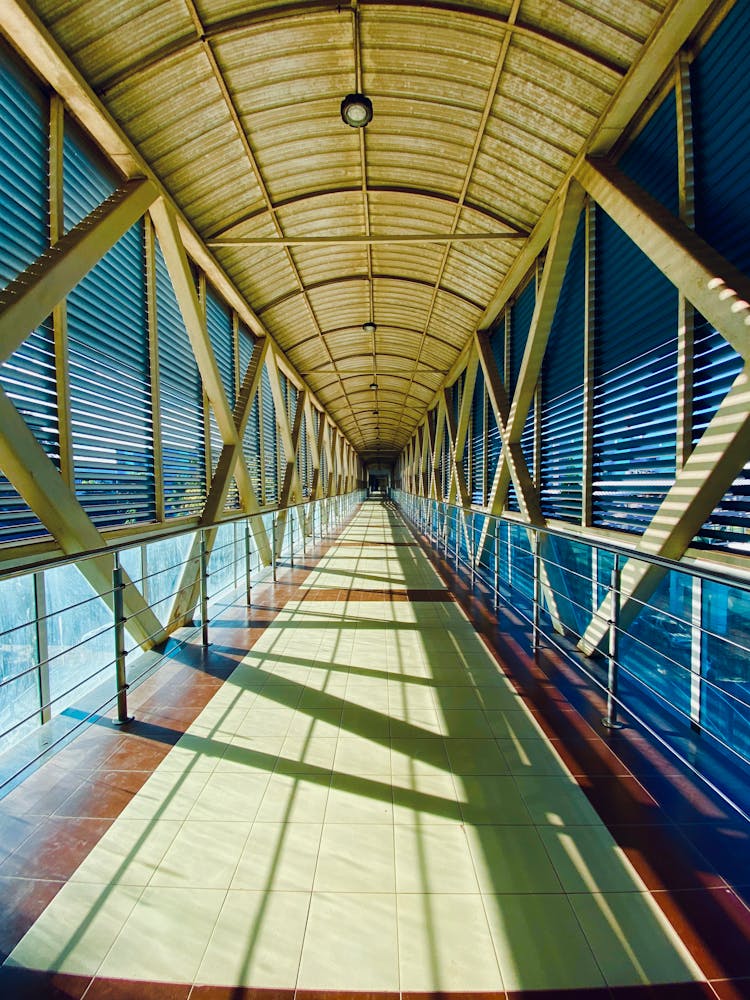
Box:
210 186 531 240
295 346 445 372
96 0 624 97
209 186 530 240
308 370 437 395
258 272 484 316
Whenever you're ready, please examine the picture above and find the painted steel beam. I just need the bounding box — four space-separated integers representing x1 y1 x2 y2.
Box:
579 367 750 655
0 386 165 649
576 158 750 365
0 179 157 365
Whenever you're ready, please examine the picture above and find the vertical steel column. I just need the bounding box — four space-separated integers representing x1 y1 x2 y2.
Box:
244 520 252 605
602 554 624 729
33 571 51 725
112 554 133 725
199 532 210 647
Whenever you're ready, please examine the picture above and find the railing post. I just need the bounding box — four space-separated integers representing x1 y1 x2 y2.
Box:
532 531 541 654
493 522 500 613
33 570 51 725
199 531 210 647
454 508 460 571
272 513 278 582
244 520 252 605
470 512 475 590
112 554 133 725
289 508 294 568
602 554 624 729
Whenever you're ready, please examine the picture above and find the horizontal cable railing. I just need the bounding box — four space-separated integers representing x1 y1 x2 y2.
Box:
394 489 750 823
0 490 364 790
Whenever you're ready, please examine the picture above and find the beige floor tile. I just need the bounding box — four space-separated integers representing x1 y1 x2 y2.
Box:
484 893 605 991
515 774 604 826
195 890 311 988
98 886 225 982
390 734 449 768
466 824 562 893
255 771 331 822
335 735 392 774
120 769 212 822
395 823 479 893
485 708 547 740
397 892 503 991
444 738 509 775
188 770 271 822
569 890 705 986
325 771 394 824
70 818 181 886
232 821 323 891
297 892 399 990
538 824 649 893
315 822 395 892
458 775 534 825
6 882 143 975
149 818 251 888
496 736 570 775
278 735 337 773
391 773 463 825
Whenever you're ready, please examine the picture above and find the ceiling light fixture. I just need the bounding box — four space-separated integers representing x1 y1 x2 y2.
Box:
341 93 373 128
370 381 378 390
362 321 377 334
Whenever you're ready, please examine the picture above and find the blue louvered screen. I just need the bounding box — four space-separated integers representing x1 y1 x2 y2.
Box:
441 418 450 499
261 364 277 503
63 122 155 528
507 280 536 512
691 4 750 551
593 206 678 534
0 51 57 543
471 365 485 505
238 326 261 502
486 320 504 488
155 236 206 518
691 320 746 547
205 285 237 510
591 90 678 535
540 214 586 522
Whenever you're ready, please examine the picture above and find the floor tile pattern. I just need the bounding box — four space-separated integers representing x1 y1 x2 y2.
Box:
1 504 710 997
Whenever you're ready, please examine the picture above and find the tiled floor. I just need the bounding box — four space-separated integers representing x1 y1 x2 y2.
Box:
0 501 748 999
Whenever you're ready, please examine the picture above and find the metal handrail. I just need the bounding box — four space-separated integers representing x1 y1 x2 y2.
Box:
0 490 364 776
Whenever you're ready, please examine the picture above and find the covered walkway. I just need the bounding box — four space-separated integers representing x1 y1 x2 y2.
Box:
1 500 747 999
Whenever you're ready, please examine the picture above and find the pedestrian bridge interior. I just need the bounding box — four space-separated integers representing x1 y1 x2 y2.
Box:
0 0 749 998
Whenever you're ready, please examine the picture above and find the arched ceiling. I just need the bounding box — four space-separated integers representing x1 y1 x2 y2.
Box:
27 0 676 463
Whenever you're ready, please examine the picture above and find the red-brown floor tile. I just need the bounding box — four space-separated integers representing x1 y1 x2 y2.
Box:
0 810 44 864
610 822 726 891
653 887 750 980
0 967 91 999
608 985 716 998
578 774 671 826
83 977 191 999
189 988 295 1000
0 816 113 880
708 977 750 999
0 874 65 960
52 770 153 820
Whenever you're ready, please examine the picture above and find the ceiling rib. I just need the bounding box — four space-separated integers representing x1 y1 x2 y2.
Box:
95 2 625 97
208 187 531 241
181 0 360 437
393 0 522 442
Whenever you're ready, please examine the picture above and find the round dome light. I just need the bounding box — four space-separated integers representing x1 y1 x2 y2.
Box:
362 321 377 334
341 93 373 128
